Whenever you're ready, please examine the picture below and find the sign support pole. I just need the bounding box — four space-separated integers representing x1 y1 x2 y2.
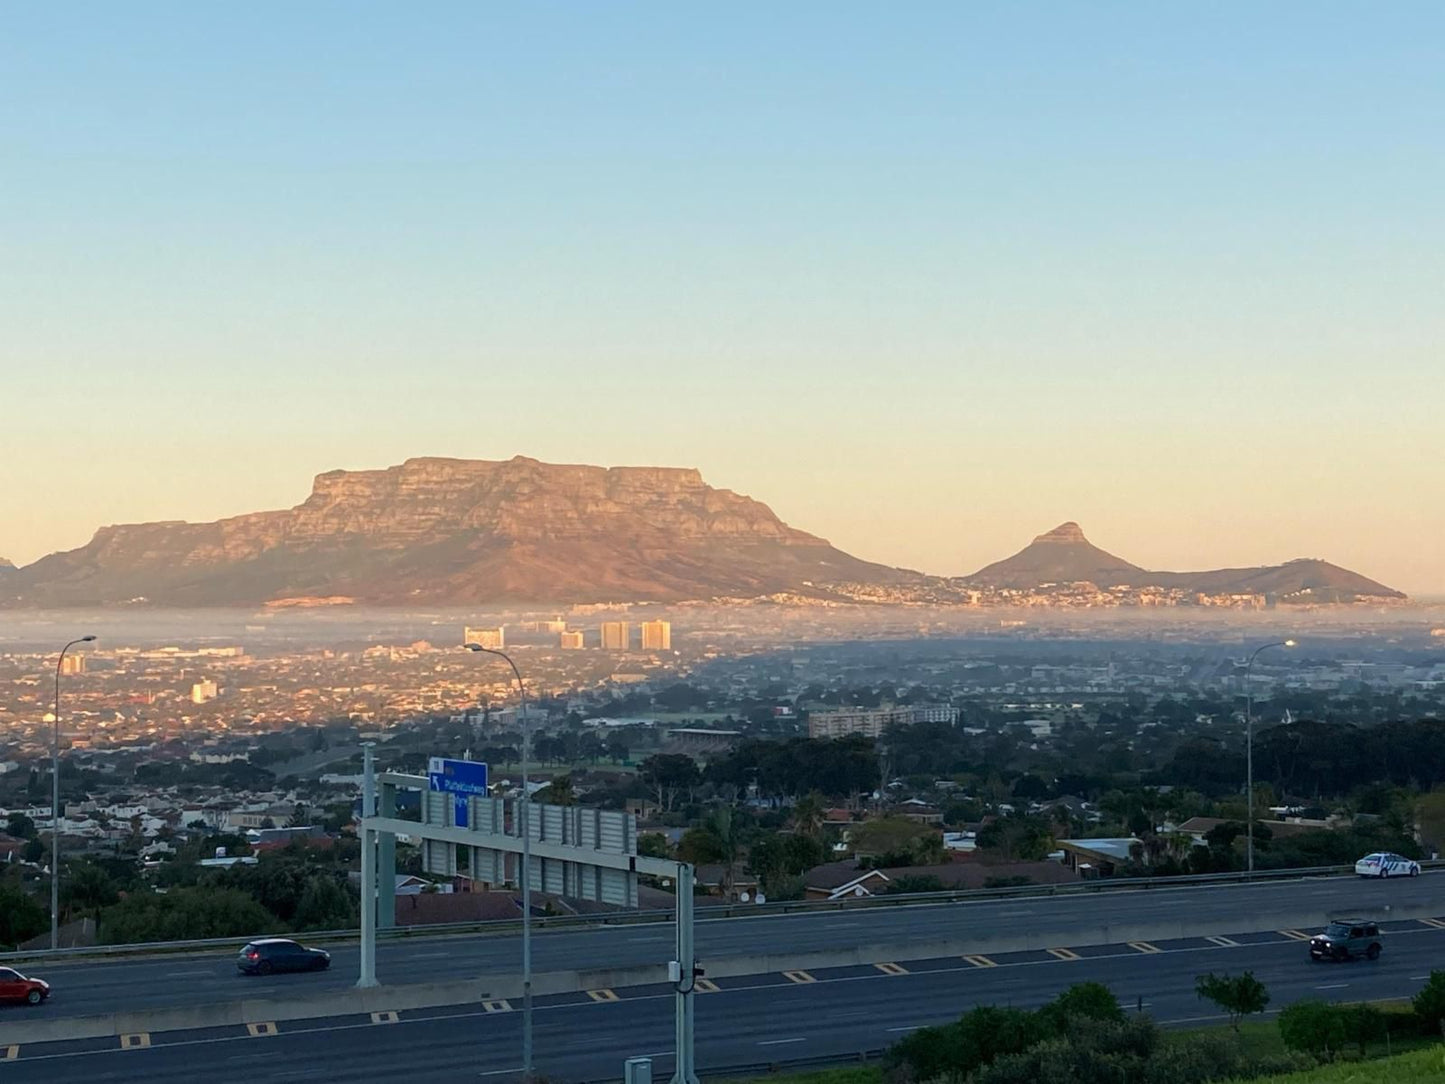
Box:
672 861 698 1084
357 743 378 988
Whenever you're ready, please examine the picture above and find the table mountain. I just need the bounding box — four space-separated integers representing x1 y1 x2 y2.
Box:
968 522 1404 602
4 457 909 607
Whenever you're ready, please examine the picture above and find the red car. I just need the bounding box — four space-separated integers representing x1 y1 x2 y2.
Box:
0 967 50 1005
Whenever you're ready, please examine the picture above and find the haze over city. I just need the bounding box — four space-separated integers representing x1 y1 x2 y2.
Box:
3 4 1443 596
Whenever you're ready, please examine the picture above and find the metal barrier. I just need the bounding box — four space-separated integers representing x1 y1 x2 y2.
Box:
4 859 1439 963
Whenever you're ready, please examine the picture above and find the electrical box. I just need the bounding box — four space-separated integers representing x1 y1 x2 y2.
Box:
624 1056 653 1084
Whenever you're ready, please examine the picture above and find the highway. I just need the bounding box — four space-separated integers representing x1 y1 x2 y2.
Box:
5 918 1445 1082
16 870 1445 1020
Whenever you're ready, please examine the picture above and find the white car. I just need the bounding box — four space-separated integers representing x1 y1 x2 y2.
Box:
1355 852 1420 878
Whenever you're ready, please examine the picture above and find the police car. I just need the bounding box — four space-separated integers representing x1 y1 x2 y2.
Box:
1354 852 1420 878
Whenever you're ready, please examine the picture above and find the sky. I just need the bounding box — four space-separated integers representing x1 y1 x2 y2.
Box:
2 4 1442 595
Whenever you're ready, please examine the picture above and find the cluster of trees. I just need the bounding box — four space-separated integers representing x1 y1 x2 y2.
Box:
888 982 1307 1084
703 736 879 800
1274 972 1445 1060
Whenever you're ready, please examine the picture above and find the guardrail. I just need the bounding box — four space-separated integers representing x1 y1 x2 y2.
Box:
5 859 1439 963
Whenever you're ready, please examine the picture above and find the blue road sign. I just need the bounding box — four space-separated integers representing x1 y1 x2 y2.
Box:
427 756 489 797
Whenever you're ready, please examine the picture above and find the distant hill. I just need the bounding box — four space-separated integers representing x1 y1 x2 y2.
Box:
2 456 912 607
967 523 1404 602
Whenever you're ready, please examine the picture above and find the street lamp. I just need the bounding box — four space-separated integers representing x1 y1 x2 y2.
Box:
464 642 533 1081
53 635 96 949
1244 638 1296 875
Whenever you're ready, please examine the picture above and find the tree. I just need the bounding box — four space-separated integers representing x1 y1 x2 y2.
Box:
792 792 826 837
639 754 700 813
638 832 672 859
1194 971 1270 1031
543 775 576 806
293 875 358 931
1413 970 1445 1033
1415 791 1445 855
99 886 277 944
0 883 46 948
6 812 36 840
976 813 1053 862
1278 1000 1346 1059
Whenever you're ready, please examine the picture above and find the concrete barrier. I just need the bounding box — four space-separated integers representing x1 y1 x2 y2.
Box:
6 899 1441 1047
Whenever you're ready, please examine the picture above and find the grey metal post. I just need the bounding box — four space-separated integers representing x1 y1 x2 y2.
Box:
463 644 532 1081
672 861 698 1084
358 742 378 987
1243 640 1294 876
51 635 94 950
378 777 397 929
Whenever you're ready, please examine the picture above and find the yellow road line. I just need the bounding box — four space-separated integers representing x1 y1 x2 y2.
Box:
2 1046 16 1061
963 955 997 968
1047 948 1081 961
1129 942 1162 954
1420 918 1445 930
246 1022 277 1038
1207 936 1240 947
783 970 816 984
1279 930 1311 941
119 1033 151 1050
695 978 721 993
874 962 909 976
371 1010 400 1024
587 988 620 1002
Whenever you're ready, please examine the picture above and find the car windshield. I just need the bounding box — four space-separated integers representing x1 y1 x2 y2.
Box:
1325 922 1353 938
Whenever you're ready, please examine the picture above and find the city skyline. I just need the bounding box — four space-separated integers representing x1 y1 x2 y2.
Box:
3 4 1442 595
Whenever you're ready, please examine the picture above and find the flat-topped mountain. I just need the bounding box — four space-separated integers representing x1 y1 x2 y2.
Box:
4 457 909 607
967 523 1403 602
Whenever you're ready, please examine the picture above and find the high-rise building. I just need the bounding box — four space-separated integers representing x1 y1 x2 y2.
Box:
600 621 631 650
542 618 567 634
60 654 86 676
640 620 671 651
806 704 953 740
463 626 505 650
559 630 585 650
191 679 219 705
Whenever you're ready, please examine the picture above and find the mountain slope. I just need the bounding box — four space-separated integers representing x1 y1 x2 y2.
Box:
5 457 909 607
966 524 1404 601
969 522 1144 588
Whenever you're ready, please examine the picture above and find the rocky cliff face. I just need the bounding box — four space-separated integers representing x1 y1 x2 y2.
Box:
6 457 905 606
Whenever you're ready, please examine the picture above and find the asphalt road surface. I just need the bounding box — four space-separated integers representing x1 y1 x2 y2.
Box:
17 870 1443 1020
5 919 1445 1082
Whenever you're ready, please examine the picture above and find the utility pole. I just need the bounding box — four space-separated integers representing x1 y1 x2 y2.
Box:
52 635 95 950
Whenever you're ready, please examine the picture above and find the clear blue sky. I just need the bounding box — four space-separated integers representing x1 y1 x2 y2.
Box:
2 3 1442 594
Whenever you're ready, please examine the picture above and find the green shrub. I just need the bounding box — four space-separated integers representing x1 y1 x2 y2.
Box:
1414 970 1445 1034
886 1005 1042 1080
1194 970 1270 1030
971 1018 1157 1084
1038 981 1126 1033
1341 1003 1389 1055
1278 1000 1348 1059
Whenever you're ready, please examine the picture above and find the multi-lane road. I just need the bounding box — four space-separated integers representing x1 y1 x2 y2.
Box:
6 916 1445 1082
15 869 1444 1020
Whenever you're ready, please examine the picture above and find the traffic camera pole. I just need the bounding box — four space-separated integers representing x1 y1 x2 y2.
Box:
672 861 699 1084
357 743 378 987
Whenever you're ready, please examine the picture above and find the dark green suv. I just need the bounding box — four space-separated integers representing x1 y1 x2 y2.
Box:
1309 919 1382 962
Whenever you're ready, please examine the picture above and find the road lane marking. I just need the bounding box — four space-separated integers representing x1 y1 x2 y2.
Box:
482 1000 512 1013
119 1033 151 1050
963 955 997 968
1279 930 1311 941
2 1046 16 1061
246 1022 277 1037
1128 942 1162 954
1315 983 1349 990
886 1026 921 1033
163 969 215 978
757 1037 805 1046
1420 919 1445 929
694 978 720 993
371 1011 400 1023
1207 936 1240 947
782 970 816 984
587 988 619 1002
1047 948 1081 961
874 962 909 976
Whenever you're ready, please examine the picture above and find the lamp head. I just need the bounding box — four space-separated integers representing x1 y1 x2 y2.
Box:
463 643 483 652
1283 639 1297 648
81 635 97 643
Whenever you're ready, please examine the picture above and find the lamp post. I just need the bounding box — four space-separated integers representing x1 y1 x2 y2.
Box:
464 642 532 1082
1244 638 1296 875
53 635 96 949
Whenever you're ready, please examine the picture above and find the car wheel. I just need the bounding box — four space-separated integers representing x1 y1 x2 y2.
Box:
257 961 273 975
1368 943 1381 960
26 989 42 1005
1380 868 1389 879
1411 867 1420 877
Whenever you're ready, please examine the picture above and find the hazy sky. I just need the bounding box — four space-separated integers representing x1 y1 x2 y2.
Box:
2 4 1442 595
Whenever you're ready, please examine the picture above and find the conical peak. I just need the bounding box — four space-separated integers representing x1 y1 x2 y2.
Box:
1034 522 1088 544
